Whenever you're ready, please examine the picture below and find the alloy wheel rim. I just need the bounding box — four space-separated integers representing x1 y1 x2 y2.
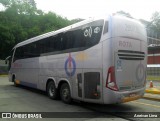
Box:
49 85 55 97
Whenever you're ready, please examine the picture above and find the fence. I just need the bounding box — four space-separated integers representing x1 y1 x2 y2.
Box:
147 37 160 80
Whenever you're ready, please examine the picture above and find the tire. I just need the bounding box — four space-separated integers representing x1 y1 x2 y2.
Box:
47 81 58 99
60 83 72 104
13 76 18 87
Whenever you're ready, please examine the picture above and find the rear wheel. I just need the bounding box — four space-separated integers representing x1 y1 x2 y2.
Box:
60 83 72 104
47 81 58 99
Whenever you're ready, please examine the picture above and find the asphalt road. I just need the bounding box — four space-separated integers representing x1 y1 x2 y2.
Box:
0 77 160 121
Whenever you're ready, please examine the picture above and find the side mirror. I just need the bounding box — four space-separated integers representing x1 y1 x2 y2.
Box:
5 60 8 64
5 56 11 65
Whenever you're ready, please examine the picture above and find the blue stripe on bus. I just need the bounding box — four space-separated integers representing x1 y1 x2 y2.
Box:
20 81 37 88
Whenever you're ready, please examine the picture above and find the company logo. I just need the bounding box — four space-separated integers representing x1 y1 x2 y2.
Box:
2 113 11 118
136 64 145 82
94 27 100 33
84 27 92 37
65 54 76 77
1 113 42 119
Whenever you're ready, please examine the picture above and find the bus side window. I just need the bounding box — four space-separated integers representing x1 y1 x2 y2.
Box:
63 31 74 50
60 33 67 51
14 47 24 61
46 36 55 53
38 39 46 55
73 29 85 49
54 34 62 51
13 49 18 62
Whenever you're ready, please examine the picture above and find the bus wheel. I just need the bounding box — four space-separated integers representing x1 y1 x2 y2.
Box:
13 76 18 87
47 81 58 99
60 83 72 104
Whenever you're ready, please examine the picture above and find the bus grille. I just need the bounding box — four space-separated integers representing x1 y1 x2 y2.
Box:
118 50 145 60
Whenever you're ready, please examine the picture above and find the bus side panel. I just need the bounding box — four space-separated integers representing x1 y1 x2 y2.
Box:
37 52 83 98
71 52 83 101
18 58 39 88
102 39 115 104
82 43 103 103
38 56 58 91
9 60 21 82
9 58 39 89
55 52 84 100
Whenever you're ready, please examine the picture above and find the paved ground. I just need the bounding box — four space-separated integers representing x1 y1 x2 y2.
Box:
143 80 160 101
0 77 160 121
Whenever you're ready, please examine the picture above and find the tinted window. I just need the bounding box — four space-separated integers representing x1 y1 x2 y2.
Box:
24 42 39 58
14 46 24 61
73 29 85 49
14 20 104 60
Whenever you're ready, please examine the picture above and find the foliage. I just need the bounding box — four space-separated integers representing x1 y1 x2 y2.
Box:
116 11 132 18
0 0 74 59
150 12 160 35
70 18 84 24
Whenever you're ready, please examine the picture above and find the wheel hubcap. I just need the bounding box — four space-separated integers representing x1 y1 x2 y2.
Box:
49 85 55 96
62 88 69 100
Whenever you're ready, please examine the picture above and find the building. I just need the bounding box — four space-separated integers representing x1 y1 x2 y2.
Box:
140 19 160 79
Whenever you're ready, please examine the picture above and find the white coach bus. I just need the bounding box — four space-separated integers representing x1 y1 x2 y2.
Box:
6 14 147 104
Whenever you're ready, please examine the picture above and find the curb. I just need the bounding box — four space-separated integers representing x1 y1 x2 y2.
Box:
0 75 8 77
143 93 160 101
145 88 160 94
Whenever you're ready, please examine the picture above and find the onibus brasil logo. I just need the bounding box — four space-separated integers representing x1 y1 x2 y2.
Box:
65 53 76 77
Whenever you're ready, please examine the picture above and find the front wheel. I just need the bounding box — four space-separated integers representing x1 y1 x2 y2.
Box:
60 83 72 104
13 76 18 87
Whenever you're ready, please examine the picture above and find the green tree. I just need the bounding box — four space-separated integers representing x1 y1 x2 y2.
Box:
0 0 11 7
150 12 160 34
70 18 84 24
116 10 132 17
0 24 15 58
0 0 76 59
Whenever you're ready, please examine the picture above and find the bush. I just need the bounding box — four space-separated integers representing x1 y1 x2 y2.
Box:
0 66 8 75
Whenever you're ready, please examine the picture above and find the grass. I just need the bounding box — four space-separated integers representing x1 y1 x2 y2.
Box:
0 75 8 77
147 76 160 81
